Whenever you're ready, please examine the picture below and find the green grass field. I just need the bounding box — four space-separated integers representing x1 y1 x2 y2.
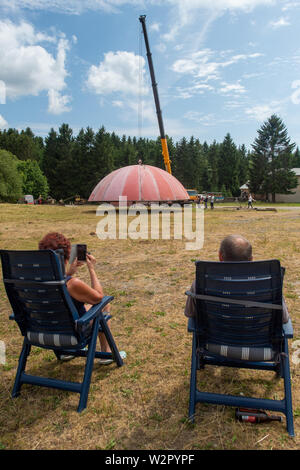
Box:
0 203 299 450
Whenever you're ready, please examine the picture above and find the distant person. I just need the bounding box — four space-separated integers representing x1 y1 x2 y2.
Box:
184 234 289 324
38 232 126 364
248 194 255 209
210 194 215 210
204 195 208 209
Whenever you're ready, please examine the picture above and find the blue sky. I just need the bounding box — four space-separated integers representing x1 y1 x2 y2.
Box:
0 0 300 150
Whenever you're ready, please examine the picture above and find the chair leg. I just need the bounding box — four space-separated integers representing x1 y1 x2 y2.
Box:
77 317 99 413
12 339 31 398
188 333 197 423
282 338 294 437
99 316 123 367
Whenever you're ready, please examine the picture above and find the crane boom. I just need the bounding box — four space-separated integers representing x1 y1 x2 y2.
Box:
139 15 172 175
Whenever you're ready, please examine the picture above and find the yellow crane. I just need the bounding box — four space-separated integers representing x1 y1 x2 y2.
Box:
139 15 172 175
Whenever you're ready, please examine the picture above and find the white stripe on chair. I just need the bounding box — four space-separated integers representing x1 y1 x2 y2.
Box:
53 334 61 347
242 347 250 360
38 333 45 345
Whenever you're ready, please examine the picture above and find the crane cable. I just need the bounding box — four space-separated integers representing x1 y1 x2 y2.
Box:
138 25 144 141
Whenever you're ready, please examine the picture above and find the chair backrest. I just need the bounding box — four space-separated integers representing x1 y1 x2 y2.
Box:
0 250 80 342
195 260 283 351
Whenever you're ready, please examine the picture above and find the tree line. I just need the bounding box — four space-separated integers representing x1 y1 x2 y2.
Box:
0 114 299 202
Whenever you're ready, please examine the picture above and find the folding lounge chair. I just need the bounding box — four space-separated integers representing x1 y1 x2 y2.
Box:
0 249 124 412
186 260 294 436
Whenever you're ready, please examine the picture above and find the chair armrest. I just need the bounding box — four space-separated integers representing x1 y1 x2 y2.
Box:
187 316 197 333
283 318 293 339
75 295 114 326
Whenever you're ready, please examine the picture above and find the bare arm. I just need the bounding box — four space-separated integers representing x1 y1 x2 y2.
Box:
66 254 104 305
86 253 104 297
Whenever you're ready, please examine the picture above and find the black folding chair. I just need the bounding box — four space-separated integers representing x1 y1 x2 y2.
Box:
186 260 294 436
0 249 124 412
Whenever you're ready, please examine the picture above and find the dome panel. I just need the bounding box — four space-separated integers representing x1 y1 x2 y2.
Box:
88 164 189 203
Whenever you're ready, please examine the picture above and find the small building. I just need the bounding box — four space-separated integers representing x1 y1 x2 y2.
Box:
240 169 300 203
273 168 300 203
240 183 250 200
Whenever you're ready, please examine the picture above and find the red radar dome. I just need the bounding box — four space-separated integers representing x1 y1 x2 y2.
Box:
88 164 189 203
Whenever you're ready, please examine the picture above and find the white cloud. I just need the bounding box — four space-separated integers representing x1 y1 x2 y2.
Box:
86 51 157 126
245 102 281 121
0 114 8 128
282 2 300 12
109 96 157 128
0 20 71 114
0 0 280 47
172 49 263 82
0 0 142 15
172 49 217 79
112 100 124 108
269 17 290 28
167 0 275 9
291 80 300 105
155 42 167 54
150 22 161 32
218 81 246 94
86 51 148 96
224 100 244 109
0 0 281 53
0 80 6 104
175 83 214 99
159 0 276 42
184 110 215 125
1 0 278 15
48 89 71 114
242 72 264 79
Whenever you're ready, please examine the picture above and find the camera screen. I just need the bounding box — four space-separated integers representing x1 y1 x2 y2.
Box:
77 244 87 261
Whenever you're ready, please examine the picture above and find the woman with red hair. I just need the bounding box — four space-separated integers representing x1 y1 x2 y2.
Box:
38 232 125 364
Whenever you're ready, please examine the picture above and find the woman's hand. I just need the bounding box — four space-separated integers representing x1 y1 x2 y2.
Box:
66 257 84 276
86 253 97 271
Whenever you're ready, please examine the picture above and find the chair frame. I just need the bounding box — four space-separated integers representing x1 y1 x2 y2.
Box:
186 260 294 437
1 249 124 413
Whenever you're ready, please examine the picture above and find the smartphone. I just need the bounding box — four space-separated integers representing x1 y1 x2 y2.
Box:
69 244 87 264
77 244 87 261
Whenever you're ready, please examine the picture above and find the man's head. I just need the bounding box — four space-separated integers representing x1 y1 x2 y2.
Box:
219 234 253 262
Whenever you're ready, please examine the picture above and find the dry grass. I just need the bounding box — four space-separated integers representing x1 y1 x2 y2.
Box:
0 203 299 450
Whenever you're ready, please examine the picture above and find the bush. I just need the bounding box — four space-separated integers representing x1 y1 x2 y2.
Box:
17 160 49 199
0 150 23 202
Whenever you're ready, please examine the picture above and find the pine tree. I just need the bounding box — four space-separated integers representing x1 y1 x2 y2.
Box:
249 115 296 202
92 126 115 185
218 133 240 196
173 137 190 187
72 127 96 198
42 124 75 200
207 140 220 191
0 127 43 162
